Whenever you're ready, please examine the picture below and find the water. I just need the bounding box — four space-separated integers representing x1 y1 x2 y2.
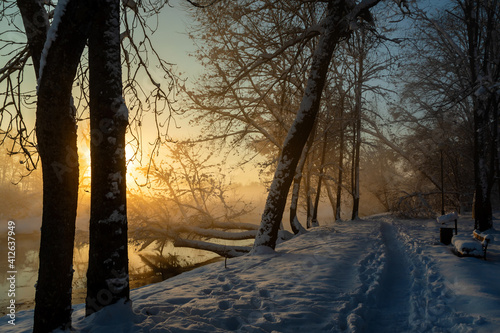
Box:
0 231 223 315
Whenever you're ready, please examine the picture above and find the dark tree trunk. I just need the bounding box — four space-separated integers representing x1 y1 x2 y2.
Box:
312 130 328 226
86 0 130 315
351 40 364 221
289 141 309 234
351 29 366 221
253 1 349 250
335 92 346 221
464 0 495 231
473 95 494 231
33 1 92 332
306 169 313 228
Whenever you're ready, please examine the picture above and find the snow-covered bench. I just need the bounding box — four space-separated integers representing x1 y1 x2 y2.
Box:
452 230 491 260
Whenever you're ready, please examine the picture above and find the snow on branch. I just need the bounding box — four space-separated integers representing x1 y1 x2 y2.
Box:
177 225 257 240
173 238 251 258
38 0 70 86
208 221 259 231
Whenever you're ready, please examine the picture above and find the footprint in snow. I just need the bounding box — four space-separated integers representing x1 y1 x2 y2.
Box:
218 300 231 310
259 289 271 298
222 282 233 291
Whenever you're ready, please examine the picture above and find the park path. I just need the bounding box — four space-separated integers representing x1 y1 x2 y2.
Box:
363 222 412 332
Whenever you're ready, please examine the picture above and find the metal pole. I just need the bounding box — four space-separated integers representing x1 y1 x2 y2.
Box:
441 148 445 215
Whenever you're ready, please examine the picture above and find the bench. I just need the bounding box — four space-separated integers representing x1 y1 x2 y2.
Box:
472 230 491 260
452 231 491 260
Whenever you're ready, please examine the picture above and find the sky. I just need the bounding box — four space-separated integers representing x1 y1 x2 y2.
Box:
154 1 205 83
0 1 256 183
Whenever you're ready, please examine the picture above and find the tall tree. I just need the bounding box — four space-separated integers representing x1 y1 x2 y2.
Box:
335 85 347 221
253 0 382 250
312 129 329 225
386 0 498 222
2 1 178 327
350 30 366 220
32 0 93 331
463 0 499 231
86 0 130 315
289 136 311 234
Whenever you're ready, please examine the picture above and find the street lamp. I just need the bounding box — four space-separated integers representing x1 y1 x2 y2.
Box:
438 143 445 215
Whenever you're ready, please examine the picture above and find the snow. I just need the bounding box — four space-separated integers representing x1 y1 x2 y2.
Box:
437 211 459 225
38 0 70 86
5 213 500 332
114 97 129 121
452 234 484 257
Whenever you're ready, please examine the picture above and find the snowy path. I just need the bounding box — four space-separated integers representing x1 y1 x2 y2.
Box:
365 222 411 332
5 214 500 332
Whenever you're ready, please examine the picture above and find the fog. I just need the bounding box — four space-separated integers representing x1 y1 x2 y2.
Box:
0 143 391 316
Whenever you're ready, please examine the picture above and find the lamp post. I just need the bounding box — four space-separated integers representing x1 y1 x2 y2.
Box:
439 143 445 215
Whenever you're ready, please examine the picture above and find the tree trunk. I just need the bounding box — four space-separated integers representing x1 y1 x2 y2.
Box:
305 149 314 228
253 1 348 250
312 130 328 226
464 0 494 231
86 0 130 316
335 93 346 221
33 1 92 331
289 140 310 234
351 34 364 221
473 98 494 231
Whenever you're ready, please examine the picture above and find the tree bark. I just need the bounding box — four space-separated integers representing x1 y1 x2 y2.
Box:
312 130 328 226
351 32 364 221
289 142 309 234
86 0 130 316
33 1 92 331
335 92 346 221
253 1 349 250
464 0 495 231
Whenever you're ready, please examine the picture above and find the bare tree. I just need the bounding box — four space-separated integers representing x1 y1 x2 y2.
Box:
31 1 93 331
85 0 130 315
462 0 499 231
2 0 180 328
380 0 499 223
253 0 385 250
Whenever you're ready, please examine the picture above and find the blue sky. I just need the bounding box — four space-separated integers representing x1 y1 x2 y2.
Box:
152 1 204 84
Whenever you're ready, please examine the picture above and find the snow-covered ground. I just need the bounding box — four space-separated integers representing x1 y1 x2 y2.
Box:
4 213 500 332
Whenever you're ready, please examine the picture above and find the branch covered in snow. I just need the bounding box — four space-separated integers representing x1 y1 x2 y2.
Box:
176 225 257 240
173 237 251 258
